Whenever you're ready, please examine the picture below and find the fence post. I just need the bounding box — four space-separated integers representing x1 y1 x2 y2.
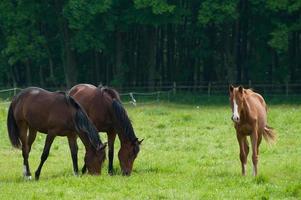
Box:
167 91 170 102
208 82 211 97
286 81 289 97
173 82 176 95
13 82 17 96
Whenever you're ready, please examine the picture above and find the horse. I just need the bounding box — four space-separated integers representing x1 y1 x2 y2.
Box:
69 84 143 176
229 85 276 176
7 87 107 180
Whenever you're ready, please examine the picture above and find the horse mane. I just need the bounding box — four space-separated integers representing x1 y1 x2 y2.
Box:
98 86 137 143
111 99 137 143
66 95 103 150
98 86 121 101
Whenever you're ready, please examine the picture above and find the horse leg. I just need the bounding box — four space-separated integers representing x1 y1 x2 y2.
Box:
67 135 79 176
244 137 250 159
19 123 31 179
28 128 37 153
107 132 116 175
22 128 37 179
35 134 55 180
237 134 247 176
251 131 259 176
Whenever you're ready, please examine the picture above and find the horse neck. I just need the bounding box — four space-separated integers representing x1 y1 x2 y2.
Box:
76 131 95 151
116 125 137 145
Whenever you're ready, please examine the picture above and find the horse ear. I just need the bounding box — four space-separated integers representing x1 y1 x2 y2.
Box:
229 85 234 93
238 86 243 93
138 139 144 145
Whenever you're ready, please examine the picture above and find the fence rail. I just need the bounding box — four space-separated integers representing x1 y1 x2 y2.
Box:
0 82 300 100
116 82 301 96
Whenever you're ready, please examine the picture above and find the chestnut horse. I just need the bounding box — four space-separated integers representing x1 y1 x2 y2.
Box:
69 84 143 176
229 85 276 176
7 87 106 180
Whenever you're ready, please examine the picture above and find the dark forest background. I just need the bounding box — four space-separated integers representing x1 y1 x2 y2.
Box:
0 0 300 89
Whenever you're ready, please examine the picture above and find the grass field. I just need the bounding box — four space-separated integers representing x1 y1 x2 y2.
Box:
0 97 300 199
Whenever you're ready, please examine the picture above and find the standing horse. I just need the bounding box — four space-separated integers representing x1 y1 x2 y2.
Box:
229 85 276 176
7 87 106 180
69 84 143 176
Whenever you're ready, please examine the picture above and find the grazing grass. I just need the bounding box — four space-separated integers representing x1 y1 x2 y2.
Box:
0 98 300 199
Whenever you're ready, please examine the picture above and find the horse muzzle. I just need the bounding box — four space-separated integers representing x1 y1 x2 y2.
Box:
231 115 240 123
122 170 131 176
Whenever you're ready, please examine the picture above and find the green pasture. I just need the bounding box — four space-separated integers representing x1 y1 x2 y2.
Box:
0 97 300 199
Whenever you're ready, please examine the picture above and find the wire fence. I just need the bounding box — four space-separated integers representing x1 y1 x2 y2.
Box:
0 87 172 106
0 82 300 106
116 81 301 96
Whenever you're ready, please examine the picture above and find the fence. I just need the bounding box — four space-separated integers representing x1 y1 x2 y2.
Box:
117 81 301 96
0 82 300 106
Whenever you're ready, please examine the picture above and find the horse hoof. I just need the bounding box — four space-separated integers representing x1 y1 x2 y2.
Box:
35 173 40 181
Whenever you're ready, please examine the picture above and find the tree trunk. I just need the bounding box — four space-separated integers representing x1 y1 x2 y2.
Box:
62 21 77 88
54 0 77 88
147 26 157 89
114 31 124 86
289 32 297 82
25 60 32 86
95 50 101 84
39 65 45 87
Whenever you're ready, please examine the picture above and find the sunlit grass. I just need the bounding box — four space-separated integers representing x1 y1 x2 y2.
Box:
0 100 300 199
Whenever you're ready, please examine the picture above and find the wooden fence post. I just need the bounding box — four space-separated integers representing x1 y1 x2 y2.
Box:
286 81 289 97
208 82 211 97
173 82 176 95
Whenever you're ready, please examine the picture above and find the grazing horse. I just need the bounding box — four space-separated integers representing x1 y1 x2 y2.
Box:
7 87 106 180
69 84 143 176
229 85 276 176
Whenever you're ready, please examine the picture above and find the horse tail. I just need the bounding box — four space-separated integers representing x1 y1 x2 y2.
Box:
111 99 136 141
7 103 21 149
263 125 276 144
66 95 102 150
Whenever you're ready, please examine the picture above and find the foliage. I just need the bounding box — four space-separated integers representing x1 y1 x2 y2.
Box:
0 0 300 87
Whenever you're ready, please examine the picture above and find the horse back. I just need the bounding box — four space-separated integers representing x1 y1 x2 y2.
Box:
245 91 268 129
13 87 75 134
69 84 115 132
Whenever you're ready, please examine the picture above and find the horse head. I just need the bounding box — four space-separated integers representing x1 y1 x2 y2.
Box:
84 142 107 175
229 85 245 123
118 138 143 176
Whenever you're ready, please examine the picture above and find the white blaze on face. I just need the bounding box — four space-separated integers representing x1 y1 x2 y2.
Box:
232 98 240 122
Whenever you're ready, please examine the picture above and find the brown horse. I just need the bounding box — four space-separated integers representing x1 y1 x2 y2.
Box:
229 85 276 176
69 84 143 176
7 87 106 180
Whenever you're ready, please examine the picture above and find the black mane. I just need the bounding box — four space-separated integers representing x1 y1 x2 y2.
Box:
66 95 103 150
111 99 137 143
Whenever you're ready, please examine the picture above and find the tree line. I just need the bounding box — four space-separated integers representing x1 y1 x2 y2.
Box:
0 0 300 89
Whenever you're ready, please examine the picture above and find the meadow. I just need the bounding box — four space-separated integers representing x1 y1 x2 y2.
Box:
0 96 300 199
